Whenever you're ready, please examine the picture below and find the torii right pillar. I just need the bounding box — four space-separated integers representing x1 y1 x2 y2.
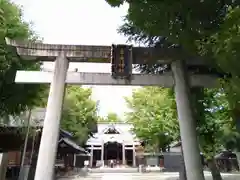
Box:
171 60 205 180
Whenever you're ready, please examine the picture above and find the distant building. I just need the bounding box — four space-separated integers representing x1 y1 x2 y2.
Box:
169 141 182 153
0 108 89 179
86 123 141 167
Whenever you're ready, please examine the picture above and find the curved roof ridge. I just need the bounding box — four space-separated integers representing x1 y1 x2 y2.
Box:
101 123 124 134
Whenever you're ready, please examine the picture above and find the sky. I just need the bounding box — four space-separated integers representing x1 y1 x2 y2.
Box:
12 0 139 117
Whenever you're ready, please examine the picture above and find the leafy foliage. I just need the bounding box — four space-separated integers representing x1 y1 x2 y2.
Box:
125 87 178 152
0 0 47 117
198 6 240 76
61 86 98 145
126 86 233 157
99 112 121 123
107 0 239 54
106 112 120 122
198 6 240 151
194 88 233 159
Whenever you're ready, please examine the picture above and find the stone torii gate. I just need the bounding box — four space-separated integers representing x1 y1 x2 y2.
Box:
6 38 218 180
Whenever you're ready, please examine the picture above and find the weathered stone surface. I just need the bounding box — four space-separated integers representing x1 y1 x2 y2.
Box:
15 71 218 87
6 38 206 65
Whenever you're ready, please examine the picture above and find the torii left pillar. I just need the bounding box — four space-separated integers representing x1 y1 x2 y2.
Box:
34 53 69 180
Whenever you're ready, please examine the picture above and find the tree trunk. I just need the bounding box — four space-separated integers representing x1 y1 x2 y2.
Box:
207 158 222 180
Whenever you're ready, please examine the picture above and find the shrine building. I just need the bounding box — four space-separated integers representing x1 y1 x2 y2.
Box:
85 123 141 167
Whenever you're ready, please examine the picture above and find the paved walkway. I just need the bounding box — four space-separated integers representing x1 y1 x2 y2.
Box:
57 172 240 180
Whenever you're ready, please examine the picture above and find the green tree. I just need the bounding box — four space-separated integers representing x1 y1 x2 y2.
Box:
194 88 233 180
99 112 121 123
106 112 120 123
199 6 240 164
125 87 179 152
0 0 47 118
60 86 98 145
106 0 239 56
126 86 232 180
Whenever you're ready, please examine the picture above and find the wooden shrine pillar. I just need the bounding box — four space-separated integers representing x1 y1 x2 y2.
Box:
122 142 126 165
90 145 93 167
101 142 104 167
133 144 136 167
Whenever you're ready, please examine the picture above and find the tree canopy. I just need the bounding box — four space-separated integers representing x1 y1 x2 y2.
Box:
106 1 239 55
125 86 234 157
194 88 233 159
126 86 234 179
0 0 47 117
125 87 178 152
106 1 240 82
106 1 240 110
99 112 122 123
60 86 98 145
106 112 120 122
198 7 240 140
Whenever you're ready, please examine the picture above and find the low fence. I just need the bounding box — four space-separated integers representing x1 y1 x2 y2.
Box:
144 152 239 172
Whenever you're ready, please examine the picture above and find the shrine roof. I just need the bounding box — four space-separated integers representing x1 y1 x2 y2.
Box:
58 138 88 154
97 123 133 133
86 123 139 145
170 141 182 148
0 127 73 152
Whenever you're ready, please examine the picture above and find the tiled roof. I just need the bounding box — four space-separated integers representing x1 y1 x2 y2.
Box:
87 123 139 145
59 129 73 139
58 138 89 154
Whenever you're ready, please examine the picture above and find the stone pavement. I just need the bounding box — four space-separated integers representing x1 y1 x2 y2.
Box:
89 167 138 173
57 172 240 180
57 172 178 180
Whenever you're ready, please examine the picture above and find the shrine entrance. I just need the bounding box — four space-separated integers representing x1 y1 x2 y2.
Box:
104 142 122 166
6 38 219 180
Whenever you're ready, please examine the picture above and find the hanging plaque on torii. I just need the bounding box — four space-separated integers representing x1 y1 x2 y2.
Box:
111 44 132 79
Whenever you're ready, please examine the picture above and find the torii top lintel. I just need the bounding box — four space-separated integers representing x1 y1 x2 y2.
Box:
5 38 205 65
